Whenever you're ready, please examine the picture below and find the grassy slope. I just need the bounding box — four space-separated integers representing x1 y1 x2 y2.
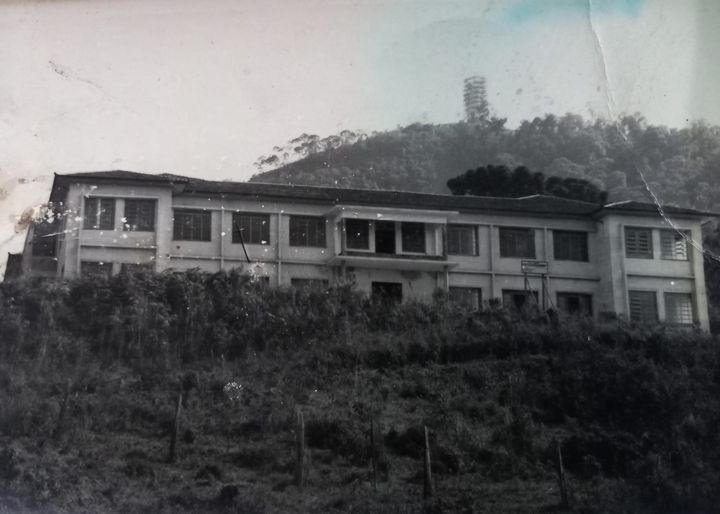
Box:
1 274 719 513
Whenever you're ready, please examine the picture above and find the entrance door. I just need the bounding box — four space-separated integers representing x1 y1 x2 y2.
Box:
375 221 396 254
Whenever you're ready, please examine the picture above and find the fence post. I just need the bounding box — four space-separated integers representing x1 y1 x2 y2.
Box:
556 438 569 508
423 425 434 499
168 392 183 463
53 378 72 441
294 408 306 487
370 418 378 489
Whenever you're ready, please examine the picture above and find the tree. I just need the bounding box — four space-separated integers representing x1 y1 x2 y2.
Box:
447 165 608 204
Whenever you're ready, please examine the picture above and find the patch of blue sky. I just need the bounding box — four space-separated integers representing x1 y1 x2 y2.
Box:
499 0 644 25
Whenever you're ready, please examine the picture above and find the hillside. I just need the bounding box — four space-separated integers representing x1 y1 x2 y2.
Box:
250 115 720 214
1 271 719 513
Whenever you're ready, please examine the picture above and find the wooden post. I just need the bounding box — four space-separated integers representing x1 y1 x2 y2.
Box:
294 408 305 487
556 439 569 508
53 378 72 441
370 418 378 489
423 425 434 499
168 392 183 463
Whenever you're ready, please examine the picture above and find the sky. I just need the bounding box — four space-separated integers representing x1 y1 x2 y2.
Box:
0 0 719 266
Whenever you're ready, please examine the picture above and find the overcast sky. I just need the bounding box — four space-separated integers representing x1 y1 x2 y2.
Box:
0 0 719 265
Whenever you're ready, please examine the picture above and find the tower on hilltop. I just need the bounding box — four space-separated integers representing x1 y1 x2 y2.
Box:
464 76 489 123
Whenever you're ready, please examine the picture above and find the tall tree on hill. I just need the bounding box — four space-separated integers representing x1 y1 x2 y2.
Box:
447 165 608 204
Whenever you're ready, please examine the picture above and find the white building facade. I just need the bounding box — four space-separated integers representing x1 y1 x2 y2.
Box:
13 171 715 330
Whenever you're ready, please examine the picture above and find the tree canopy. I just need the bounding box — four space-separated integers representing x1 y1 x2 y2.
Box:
446 164 608 204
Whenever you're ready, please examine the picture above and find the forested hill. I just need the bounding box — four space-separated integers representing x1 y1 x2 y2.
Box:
250 114 720 213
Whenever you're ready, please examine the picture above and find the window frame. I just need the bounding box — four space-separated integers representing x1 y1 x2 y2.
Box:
553 230 589 262
289 216 327 248
502 289 539 310
625 227 653 259
83 197 115 230
499 227 536 259
664 292 694 325
232 212 270 246
628 290 658 323
345 219 370 250
173 209 212 242
556 292 593 316
660 230 690 261
123 199 156 232
290 278 329 289
400 222 426 254
447 224 478 256
80 260 113 278
449 286 482 309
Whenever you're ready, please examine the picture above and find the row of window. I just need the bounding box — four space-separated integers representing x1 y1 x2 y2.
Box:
629 290 694 324
84 197 156 231
82 198 691 262
625 227 691 261
448 287 593 315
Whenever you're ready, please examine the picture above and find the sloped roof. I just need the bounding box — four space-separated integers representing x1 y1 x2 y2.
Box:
52 170 716 219
597 200 718 218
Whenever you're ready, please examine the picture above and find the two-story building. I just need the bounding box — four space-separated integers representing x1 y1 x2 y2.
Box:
9 170 716 330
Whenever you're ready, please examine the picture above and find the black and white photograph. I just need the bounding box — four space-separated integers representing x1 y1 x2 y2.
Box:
1 0 720 512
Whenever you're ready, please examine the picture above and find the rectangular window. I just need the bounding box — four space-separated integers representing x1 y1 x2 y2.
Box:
629 290 658 323
232 213 270 245
84 197 115 230
401 222 426 253
449 287 482 309
660 230 690 261
447 225 477 256
371 281 403 304
502 289 539 310
345 219 369 250
499 228 535 258
81 261 113 278
553 230 589 261
664 293 694 325
173 209 212 241
289 216 326 247
120 262 154 274
123 199 156 231
556 292 593 316
291 278 329 289
625 227 653 258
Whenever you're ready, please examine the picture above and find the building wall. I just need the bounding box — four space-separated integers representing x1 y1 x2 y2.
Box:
25 180 711 330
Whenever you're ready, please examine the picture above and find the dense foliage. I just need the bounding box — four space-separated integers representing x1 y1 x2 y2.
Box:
251 114 720 214
446 164 608 204
1 271 720 512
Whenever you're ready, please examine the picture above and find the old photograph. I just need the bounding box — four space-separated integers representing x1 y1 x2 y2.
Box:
1 0 720 512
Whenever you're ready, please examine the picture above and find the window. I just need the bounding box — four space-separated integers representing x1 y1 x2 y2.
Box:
345 219 369 250
556 293 592 316
232 213 270 245
449 287 482 309
660 230 690 261
665 293 693 325
289 216 326 247
625 227 653 258
371 282 403 304
502 289 539 310
81 261 112 278
401 222 425 253
291 278 329 289
123 199 156 231
173 209 212 241
84 197 115 230
553 231 588 261
120 262 154 274
447 225 477 256
499 228 535 258
375 221 396 254
628 290 658 323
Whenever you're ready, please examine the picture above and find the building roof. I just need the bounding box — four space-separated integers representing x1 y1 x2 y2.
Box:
52 170 717 220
